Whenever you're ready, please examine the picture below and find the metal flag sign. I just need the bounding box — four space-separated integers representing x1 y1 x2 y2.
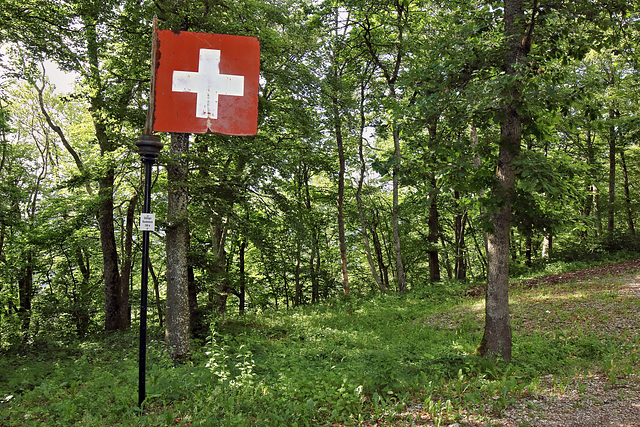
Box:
153 30 260 135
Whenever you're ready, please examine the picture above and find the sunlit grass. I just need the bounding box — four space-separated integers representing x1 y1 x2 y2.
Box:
2 263 640 426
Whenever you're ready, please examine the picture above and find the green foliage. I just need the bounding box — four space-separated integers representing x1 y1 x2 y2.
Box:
3 0 640 422
4 269 638 425
551 233 640 264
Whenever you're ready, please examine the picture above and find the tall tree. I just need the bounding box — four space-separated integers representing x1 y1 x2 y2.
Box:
325 4 352 295
477 0 530 361
2 0 153 331
81 0 145 331
355 63 387 292
357 0 409 291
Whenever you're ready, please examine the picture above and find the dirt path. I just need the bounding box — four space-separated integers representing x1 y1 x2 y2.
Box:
514 258 640 289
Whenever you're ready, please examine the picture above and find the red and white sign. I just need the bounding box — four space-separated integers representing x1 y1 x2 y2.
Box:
153 30 260 135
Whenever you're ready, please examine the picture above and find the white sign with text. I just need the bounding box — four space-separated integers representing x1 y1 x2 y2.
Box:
140 213 156 232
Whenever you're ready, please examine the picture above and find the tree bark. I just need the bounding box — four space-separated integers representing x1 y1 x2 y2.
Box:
210 218 230 314
120 193 138 327
18 254 33 337
525 235 533 267
391 124 407 291
74 247 91 336
454 190 467 280
149 260 163 328
371 209 390 290
426 121 440 282
294 250 302 305
356 83 386 292
478 119 518 361
186 232 205 338
620 149 634 234
583 128 603 236
165 132 190 362
295 168 304 305
608 108 617 234
478 0 531 361
303 167 321 302
361 4 407 292
541 234 552 259
239 238 246 313
100 169 127 331
427 174 441 282
84 12 128 331
335 95 350 296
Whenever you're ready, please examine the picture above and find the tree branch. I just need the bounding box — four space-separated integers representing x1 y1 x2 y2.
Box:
31 66 92 195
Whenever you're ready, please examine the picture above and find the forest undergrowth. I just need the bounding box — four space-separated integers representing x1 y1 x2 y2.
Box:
1 257 640 426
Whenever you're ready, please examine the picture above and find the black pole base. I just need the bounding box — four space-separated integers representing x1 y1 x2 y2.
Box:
136 132 162 409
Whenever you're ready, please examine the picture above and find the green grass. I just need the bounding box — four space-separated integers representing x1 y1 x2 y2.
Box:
2 264 639 426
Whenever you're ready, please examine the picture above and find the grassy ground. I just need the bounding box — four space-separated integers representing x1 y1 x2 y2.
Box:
1 259 639 426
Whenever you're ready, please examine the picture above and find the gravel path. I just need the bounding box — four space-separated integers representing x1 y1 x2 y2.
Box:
494 374 640 426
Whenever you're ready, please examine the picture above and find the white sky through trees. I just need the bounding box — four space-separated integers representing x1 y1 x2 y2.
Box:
44 60 76 93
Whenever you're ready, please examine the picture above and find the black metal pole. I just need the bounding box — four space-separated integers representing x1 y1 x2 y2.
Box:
136 134 163 409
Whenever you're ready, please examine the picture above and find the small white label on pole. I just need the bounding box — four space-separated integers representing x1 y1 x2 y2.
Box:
140 213 156 231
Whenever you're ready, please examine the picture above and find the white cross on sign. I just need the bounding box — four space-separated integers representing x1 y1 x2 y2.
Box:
171 49 244 119
153 30 260 135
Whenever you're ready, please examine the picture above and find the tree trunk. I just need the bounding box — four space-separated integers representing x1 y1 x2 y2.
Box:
391 124 407 291
75 247 91 336
478 0 529 361
583 128 602 236
468 217 487 277
311 241 321 303
454 190 467 280
120 193 138 328
371 209 390 290
620 149 634 234
83 9 129 332
592 184 602 235
303 167 321 303
294 253 302 306
439 234 453 279
100 170 127 331
427 175 441 282
608 109 616 234
361 0 407 292
282 267 290 309
188 264 206 338
426 121 440 282
333 94 350 295
149 260 163 328
356 116 386 292
541 234 552 259
186 232 204 338
478 122 517 361
239 238 246 313
18 255 33 337
165 132 190 362
295 168 304 305
210 219 230 314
